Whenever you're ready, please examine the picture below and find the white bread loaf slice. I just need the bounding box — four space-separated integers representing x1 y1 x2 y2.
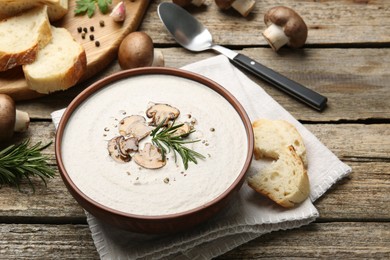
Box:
23 26 87 94
0 5 51 71
0 0 68 22
248 145 310 208
252 119 307 167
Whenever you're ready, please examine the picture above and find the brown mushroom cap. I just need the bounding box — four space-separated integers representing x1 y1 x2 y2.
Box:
118 32 154 70
146 103 180 126
133 143 166 169
0 94 16 141
215 0 234 9
264 6 308 48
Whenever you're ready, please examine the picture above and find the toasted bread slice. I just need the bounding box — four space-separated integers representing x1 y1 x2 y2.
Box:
23 26 86 94
248 146 310 208
252 119 307 167
0 5 51 71
0 0 68 22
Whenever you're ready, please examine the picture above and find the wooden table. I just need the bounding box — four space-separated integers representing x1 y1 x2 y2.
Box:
1 0 389 258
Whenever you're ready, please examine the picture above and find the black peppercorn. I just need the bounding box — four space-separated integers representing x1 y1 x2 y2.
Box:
83 27 88 33
99 20 105 27
90 34 94 41
81 32 86 39
95 41 100 47
90 26 94 32
77 27 82 33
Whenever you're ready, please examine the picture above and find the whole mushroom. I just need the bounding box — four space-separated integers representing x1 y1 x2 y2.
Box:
118 32 164 70
215 0 255 17
0 94 30 142
262 6 308 51
173 0 205 7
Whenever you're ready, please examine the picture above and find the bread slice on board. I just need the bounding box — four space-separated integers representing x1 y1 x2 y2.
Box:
0 0 68 22
0 5 51 71
252 118 308 167
23 26 87 94
248 145 310 208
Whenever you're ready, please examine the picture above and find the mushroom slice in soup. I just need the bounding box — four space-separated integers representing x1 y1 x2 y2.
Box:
107 136 131 163
146 103 180 126
133 143 166 169
171 122 192 137
118 115 153 140
119 136 139 155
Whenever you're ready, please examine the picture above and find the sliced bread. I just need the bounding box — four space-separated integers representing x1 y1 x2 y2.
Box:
248 145 310 208
23 26 87 94
0 5 51 71
252 119 307 167
0 0 68 22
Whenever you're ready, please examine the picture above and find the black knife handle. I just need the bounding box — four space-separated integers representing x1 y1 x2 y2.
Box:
230 54 327 111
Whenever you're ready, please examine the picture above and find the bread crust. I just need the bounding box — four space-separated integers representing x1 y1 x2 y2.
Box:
0 0 68 22
248 146 310 208
23 26 87 94
0 6 52 71
252 118 307 167
248 119 310 208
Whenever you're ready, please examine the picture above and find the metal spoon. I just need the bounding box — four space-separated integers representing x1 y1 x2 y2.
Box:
157 2 327 111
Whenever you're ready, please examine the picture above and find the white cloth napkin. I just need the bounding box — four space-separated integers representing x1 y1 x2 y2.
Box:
51 55 351 259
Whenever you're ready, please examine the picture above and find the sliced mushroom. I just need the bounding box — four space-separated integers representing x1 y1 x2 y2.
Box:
171 122 192 137
118 115 153 140
262 6 308 51
133 143 166 169
107 136 131 163
119 136 139 155
146 103 180 126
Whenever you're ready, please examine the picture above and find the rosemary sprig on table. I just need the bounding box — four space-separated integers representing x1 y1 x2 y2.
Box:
151 121 205 170
0 139 55 191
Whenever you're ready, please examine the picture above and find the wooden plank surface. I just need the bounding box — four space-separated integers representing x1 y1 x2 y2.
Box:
0 222 389 259
0 0 150 100
0 0 389 259
142 0 390 46
12 47 390 122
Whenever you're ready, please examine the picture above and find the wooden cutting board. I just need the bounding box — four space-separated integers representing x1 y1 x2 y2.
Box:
0 0 150 101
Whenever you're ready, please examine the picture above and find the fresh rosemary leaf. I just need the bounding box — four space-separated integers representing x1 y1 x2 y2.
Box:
0 139 55 191
151 121 205 170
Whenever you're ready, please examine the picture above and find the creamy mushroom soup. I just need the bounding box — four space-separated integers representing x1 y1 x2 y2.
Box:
61 74 248 216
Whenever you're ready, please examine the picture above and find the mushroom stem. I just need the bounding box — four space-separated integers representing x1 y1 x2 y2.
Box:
152 50 165 67
262 23 289 51
231 0 255 17
14 110 30 132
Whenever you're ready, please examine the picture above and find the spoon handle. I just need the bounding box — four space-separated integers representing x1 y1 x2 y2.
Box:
230 54 327 111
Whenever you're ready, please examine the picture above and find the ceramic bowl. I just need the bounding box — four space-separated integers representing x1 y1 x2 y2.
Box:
55 67 253 233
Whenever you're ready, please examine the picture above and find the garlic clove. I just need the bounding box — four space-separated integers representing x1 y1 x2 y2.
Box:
110 1 126 22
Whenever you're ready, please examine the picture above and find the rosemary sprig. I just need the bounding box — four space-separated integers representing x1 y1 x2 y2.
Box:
0 139 55 191
151 121 205 170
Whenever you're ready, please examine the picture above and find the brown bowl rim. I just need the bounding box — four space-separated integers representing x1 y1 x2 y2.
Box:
55 67 253 223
